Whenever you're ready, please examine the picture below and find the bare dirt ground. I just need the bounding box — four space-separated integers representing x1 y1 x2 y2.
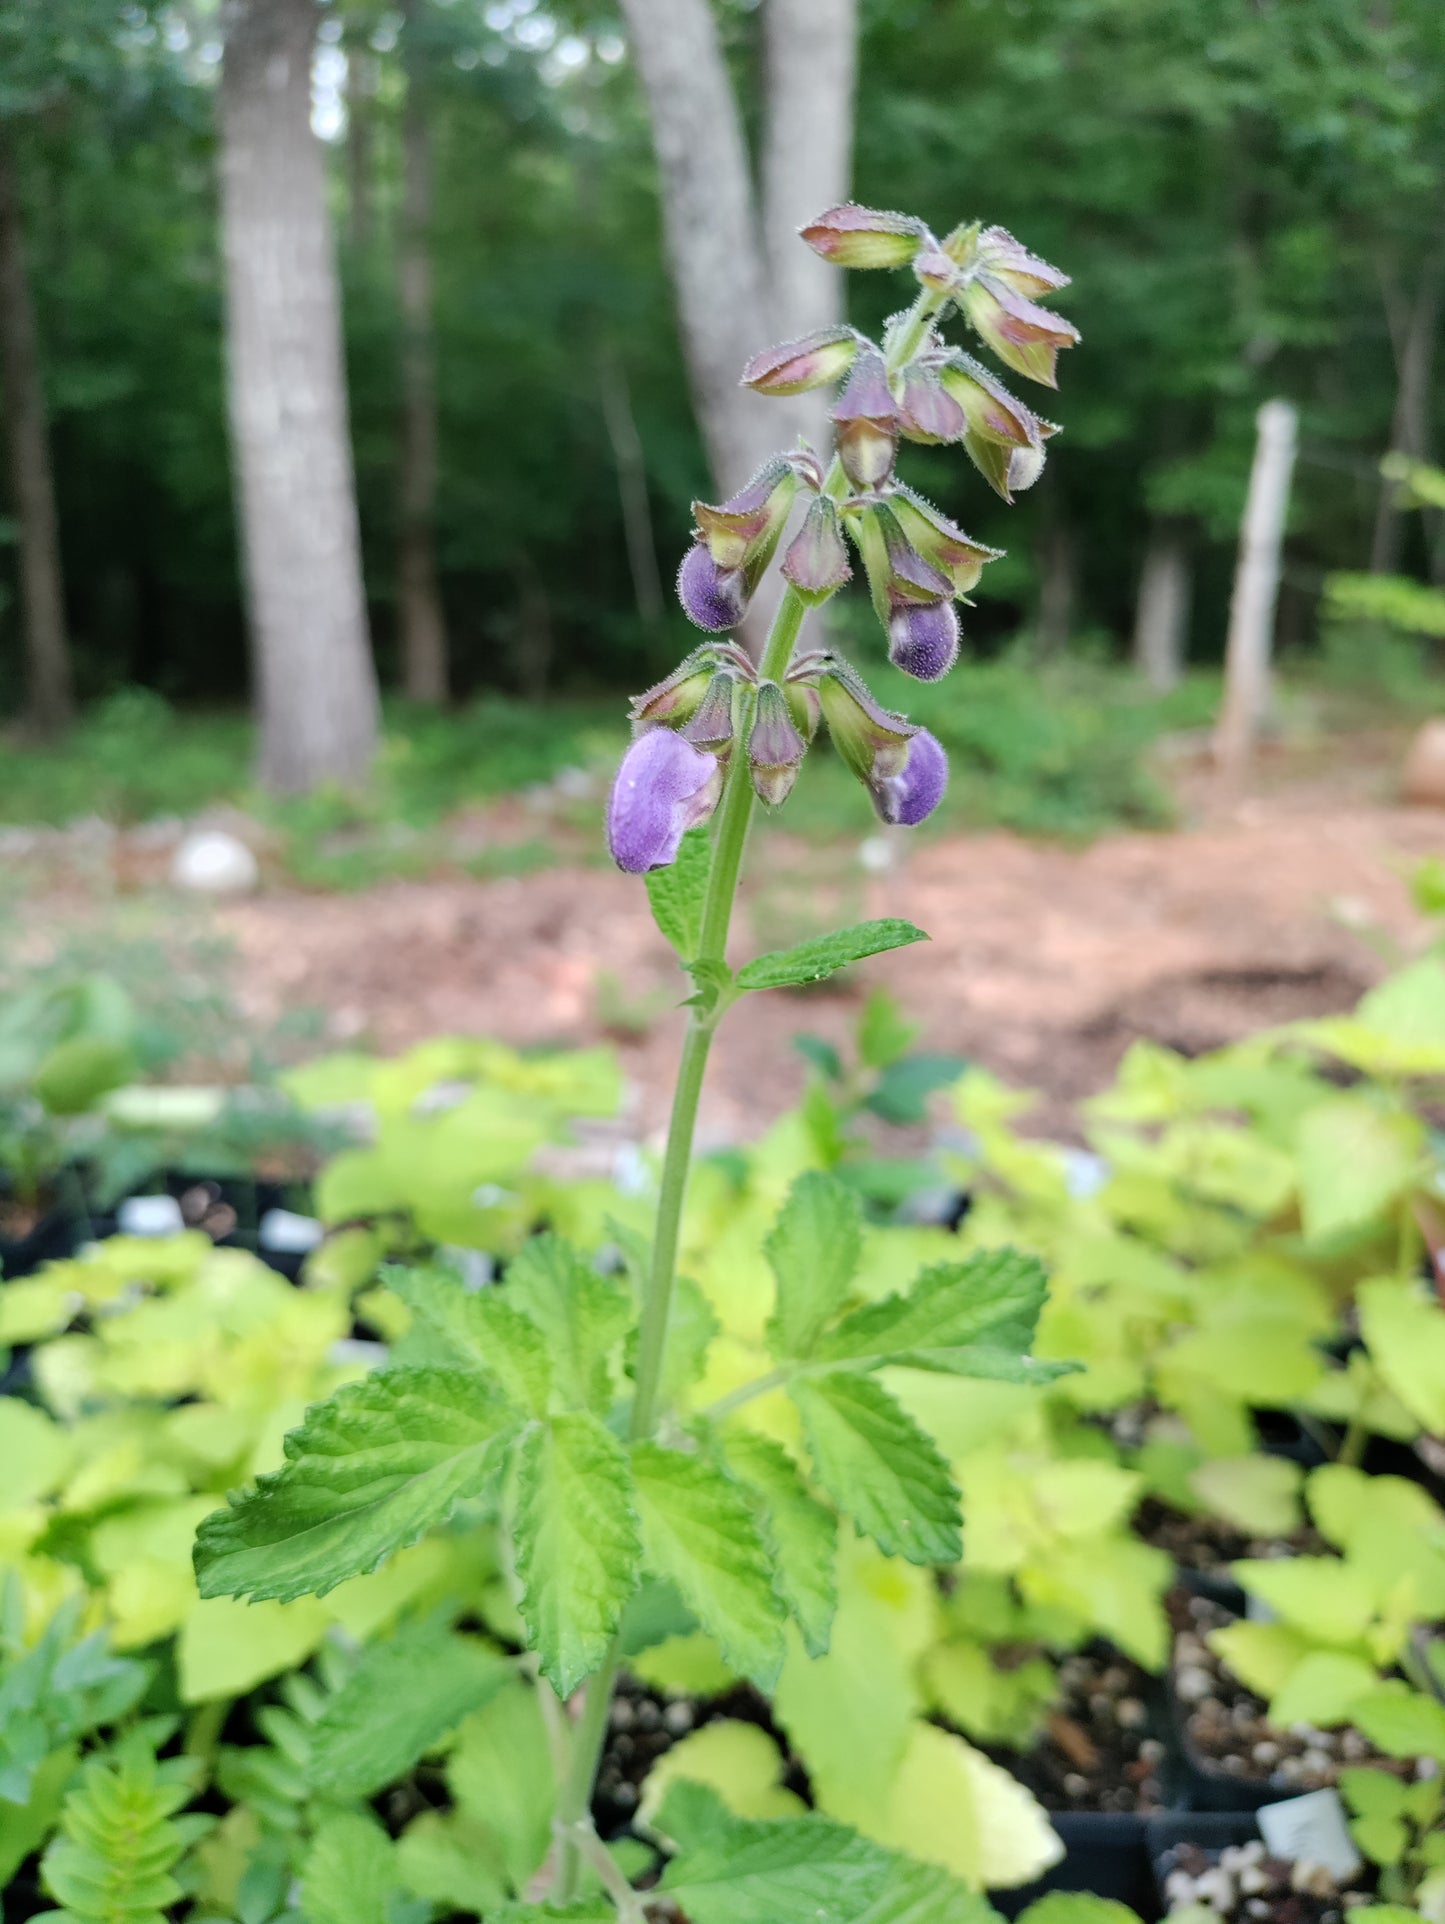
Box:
211 737 1445 1147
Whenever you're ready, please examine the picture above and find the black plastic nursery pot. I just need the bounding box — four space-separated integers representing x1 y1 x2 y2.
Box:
995 1813 1157 1921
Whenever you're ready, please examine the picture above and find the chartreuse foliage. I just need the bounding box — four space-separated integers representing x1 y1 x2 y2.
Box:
193 1165 1066 1910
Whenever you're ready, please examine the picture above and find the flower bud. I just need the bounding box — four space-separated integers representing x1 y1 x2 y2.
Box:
742 326 860 396
607 727 721 873
677 541 748 632
784 677 821 744
680 671 739 752
912 245 964 294
976 225 1070 299
850 500 953 631
814 654 917 791
801 203 930 270
937 352 1058 501
959 276 1079 389
832 346 901 490
629 645 717 729
782 496 851 605
873 729 948 826
748 680 807 806
888 600 959 682
693 457 799 580
897 366 968 446
888 485 1003 597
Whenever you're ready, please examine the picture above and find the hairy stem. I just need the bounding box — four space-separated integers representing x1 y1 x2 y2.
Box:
552 277 945 1908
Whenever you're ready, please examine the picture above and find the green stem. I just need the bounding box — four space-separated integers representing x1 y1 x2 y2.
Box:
551 277 946 1910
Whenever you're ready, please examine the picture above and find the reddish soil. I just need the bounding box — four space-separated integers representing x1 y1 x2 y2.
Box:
213 746 1445 1146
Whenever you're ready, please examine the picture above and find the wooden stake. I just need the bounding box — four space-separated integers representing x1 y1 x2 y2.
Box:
1215 398 1298 774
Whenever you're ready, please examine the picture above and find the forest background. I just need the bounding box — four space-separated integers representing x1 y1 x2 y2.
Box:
1 0 1444 804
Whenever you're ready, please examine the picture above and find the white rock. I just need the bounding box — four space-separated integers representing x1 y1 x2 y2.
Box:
171 829 259 894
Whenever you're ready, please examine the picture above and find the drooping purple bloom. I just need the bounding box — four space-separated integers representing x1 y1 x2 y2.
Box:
607 728 721 873
677 542 748 632
873 729 948 826
888 599 960 682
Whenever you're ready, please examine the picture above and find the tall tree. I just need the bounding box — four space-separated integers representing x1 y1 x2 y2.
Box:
0 0 108 734
616 0 858 659
219 0 379 792
396 0 448 702
0 130 71 733
762 0 857 460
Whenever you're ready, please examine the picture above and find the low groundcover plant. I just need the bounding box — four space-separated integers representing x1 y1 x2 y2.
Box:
191 204 1080 1920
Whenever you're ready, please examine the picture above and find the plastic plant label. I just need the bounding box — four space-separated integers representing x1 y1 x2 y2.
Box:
259 1207 325 1253
116 1194 186 1237
1257 1789 1363 1881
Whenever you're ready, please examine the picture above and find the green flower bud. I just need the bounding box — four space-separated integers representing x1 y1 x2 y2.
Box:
681 671 741 753
832 346 901 491
801 203 931 270
848 499 952 629
693 456 800 589
888 485 1003 597
782 496 852 606
748 680 808 806
742 326 860 396
628 645 718 729
812 653 917 788
937 352 1059 501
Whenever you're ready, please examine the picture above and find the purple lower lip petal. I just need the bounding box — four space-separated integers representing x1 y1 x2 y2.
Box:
677 542 748 632
607 728 721 872
887 600 960 681
874 728 948 826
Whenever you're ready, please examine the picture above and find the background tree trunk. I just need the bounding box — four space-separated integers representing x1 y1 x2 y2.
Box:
219 0 379 793
597 341 664 625
397 0 448 704
1371 251 1444 577
761 0 857 458
0 133 73 735
1216 398 1297 775
345 39 377 254
1132 528 1190 691
615 0 777 496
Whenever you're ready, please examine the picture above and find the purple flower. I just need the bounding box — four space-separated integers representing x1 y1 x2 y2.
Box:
888 600 959 681
607 728 721 873
677 542 748 632
874 729 948 826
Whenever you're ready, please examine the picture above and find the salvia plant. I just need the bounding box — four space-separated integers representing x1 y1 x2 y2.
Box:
191 205 1079 1921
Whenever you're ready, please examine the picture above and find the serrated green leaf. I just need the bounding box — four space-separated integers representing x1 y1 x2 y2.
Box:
194 1369 519 1604
792 1374 960 1565
1352 1684 1445 1763
514 1414 641 1697
819 1247 1059 1382
658 1782 993 1924
447 1679 554 1895
385 1265 550 1415
631 1444 786 1690
1351 1813 1408 1868
645 826 711 960
736 920 927 994
300 1811 399 1924
722 1431 837 1658
1296 1097 1423 1242
307 1622 511 1799
765 1171 863 1360
1340 1767 1411 1821
503 1235 630 1416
